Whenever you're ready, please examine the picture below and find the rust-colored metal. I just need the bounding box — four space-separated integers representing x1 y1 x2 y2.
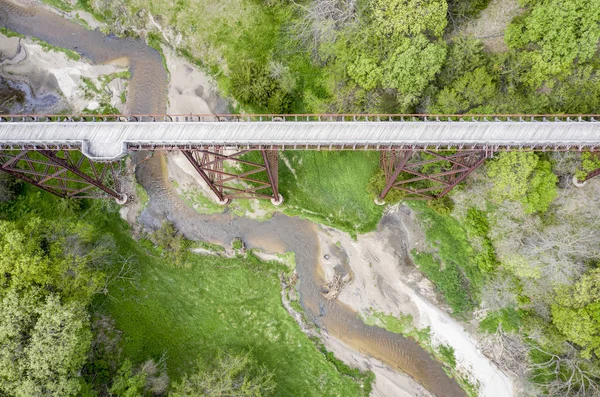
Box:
379 150 489 200
181 148 279 201
0 150 123 199
584 168 600 182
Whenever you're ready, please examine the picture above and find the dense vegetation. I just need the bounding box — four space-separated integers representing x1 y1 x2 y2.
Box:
0 182 372 396
400 151 600 396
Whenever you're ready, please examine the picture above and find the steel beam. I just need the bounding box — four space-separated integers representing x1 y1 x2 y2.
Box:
181 148 279 202
0 150 124 200
584 168 600 182
379 150 489 200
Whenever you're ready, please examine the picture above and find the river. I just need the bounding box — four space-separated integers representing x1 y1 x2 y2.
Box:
0 2 465 395
0 0 167 113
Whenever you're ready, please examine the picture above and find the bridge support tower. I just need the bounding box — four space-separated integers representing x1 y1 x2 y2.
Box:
0 149 125 201
181 147 282 205
379 149 489 200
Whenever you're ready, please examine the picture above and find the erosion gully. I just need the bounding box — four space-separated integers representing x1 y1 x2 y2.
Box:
0 1 464 395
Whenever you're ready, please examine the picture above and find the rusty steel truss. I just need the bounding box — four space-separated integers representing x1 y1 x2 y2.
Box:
0 150 124 200
379 150 490 200
0 145 598 205
181 148 280 202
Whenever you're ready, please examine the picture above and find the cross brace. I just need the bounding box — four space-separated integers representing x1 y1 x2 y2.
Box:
0 150 124 200
181 148 279 202
584 168 600 182
379 150 489 200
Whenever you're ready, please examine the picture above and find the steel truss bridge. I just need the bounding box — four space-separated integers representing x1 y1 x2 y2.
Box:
1 114 600 204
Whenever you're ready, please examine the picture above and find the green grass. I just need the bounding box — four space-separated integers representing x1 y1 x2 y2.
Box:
147 32 169 75
105 247 369 396
279 151 384 236
0 27 25 39
4 187 370 396
410 202 483 316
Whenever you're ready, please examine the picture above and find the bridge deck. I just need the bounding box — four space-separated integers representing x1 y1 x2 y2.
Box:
1 117 600 160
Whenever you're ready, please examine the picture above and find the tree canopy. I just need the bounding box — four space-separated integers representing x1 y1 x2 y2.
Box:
505 0 600 87
486 152 557 213
552 269 600 359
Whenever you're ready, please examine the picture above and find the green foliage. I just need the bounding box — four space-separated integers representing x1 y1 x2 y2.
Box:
0 27 25 38
486 152 557 213
0 217 102 301
150 221 192 267
0 27 79 60
413 251 474 315
552 268 600 359
576 152 600 182
463 208 497 272
437 344 457 369
312 340 375 395
109 359 148 397
447 0 491 20
505 0 600 87
0 290 91 397
0 173 20 203
367 169 406 204
232 238 244 251
347 35 447 105
479 308 523 334
170 352 275 397
409 202 489 315
370 0 448 38
426 195 454 215
229 61 293 112
431 67 497 113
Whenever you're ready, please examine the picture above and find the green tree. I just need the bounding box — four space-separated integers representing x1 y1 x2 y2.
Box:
486 152 557 213
505 0 600 87
110 359 148 397
552 268 600 358
371 0 448 38
0 218 102 301
0 290 91 397
170 352 276 396
431 67 496 113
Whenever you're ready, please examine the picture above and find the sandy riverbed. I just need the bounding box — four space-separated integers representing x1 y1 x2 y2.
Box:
0 31 128 113
317 209 514 396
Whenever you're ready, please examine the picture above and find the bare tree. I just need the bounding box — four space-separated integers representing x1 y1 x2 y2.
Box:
480 272 518 312
480 324 530 379
530 343 600 397
289 0 358 60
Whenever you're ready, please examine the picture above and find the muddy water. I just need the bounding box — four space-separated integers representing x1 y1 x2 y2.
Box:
0 0 167 113
136 153 465 397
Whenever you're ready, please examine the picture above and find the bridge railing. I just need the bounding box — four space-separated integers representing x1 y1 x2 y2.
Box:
1 114 600 123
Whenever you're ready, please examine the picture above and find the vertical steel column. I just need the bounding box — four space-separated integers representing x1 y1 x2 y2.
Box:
261 149 279 199
379 150 413 200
